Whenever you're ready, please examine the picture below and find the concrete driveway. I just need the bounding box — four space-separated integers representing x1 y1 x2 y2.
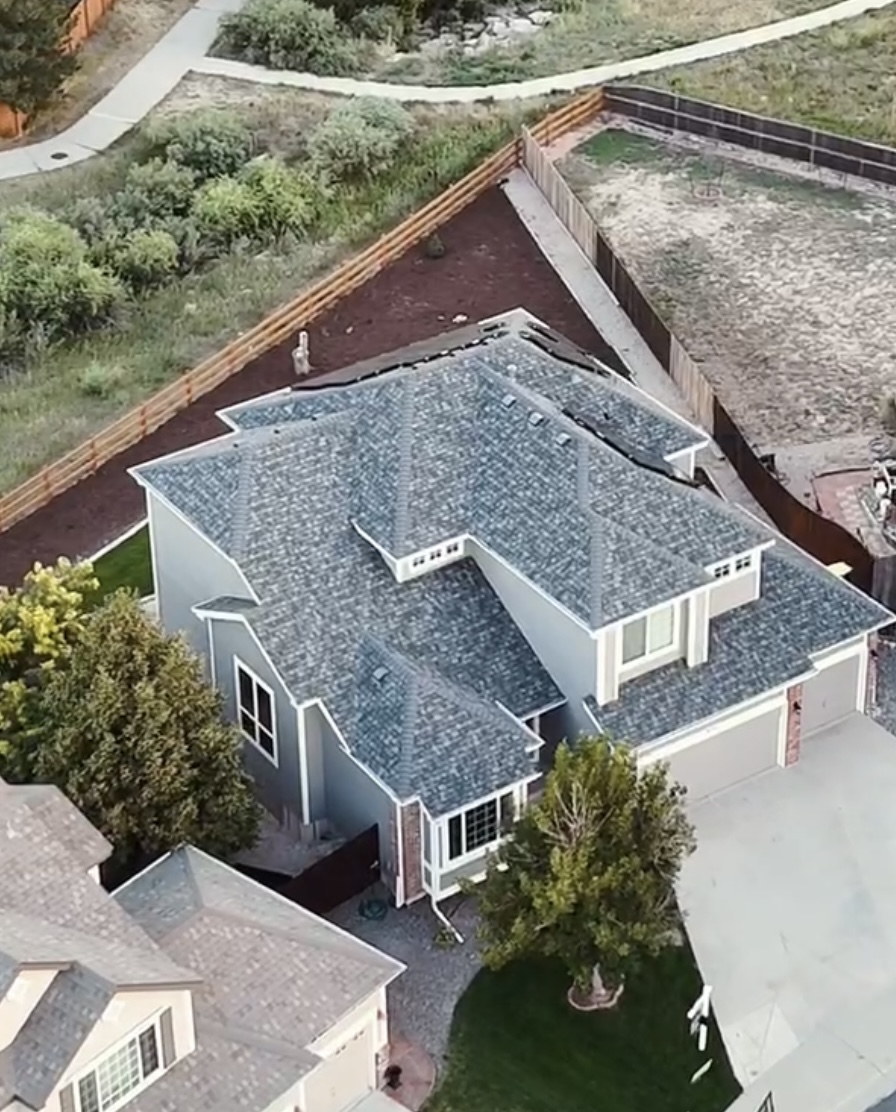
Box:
679 714 896 1089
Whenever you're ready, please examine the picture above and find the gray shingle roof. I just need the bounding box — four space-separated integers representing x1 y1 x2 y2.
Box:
117 846 403 1109
588 540 892 746
345 637 538 816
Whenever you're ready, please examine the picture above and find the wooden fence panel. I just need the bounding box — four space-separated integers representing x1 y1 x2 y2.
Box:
669 335 713 432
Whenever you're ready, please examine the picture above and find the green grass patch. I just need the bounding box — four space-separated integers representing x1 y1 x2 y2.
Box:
377 0 827 86
427 952 739 1112
646 7 896 146
0 93 538 497
91 525 153 601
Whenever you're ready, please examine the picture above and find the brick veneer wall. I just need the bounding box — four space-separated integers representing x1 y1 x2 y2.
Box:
401 802 424 904
785 684 802 766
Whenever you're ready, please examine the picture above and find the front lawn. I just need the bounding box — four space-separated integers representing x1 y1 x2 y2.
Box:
427 952 739 1112
92 525 153 601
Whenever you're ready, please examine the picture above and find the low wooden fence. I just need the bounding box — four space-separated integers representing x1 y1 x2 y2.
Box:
0 0 117 139
605 85 896 189
520 125 875 593
0 89 603 535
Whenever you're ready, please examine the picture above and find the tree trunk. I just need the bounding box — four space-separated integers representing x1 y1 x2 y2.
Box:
567 964 625 1011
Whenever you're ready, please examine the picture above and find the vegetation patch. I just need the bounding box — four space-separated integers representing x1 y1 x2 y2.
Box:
0 88 536 496
92 525 153 600
645 7 896 146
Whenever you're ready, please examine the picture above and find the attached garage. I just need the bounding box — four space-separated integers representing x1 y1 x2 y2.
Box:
642 704 784 803
801 648 864 738
303 1023 374 1112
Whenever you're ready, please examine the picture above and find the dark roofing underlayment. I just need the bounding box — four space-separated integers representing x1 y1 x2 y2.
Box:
136 310 891 793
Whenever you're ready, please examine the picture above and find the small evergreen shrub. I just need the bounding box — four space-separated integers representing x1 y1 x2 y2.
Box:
350 4 403 42
105 229 181 293
307 98 415 183
78 362 126 398
137 114 254 182
192 177 264 246
217 0 368 76
240 158 318 236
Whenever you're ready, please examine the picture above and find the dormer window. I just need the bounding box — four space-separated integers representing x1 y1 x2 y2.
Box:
70 1011 173 1112
621 604 676 665
710 553 754 579
713 564 731 579
735 554 753 572
412 555 426 568
429 549 443 562
446 543 460 554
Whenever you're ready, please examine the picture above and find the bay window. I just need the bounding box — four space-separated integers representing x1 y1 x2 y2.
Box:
446 793 515 861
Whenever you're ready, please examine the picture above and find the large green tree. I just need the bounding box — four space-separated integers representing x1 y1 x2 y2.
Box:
0 558 98 774
0 0 79 116
7 590 260 867
476 737 695 1009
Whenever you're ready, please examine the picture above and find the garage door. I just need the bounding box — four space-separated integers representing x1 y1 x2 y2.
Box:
303 1024 373 1112
801 653 862 738
654 707 783 803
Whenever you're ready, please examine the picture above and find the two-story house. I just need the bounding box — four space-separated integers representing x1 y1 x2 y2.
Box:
130 309 892 913
0 778 404 1112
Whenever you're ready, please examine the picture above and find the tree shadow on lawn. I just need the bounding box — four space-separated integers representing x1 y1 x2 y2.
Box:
427 948 739 1112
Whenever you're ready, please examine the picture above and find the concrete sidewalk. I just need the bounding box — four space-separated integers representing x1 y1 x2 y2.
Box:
0 0 245 182
501 169 773 524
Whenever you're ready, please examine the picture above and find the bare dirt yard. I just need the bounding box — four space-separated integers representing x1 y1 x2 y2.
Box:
561 127 896 496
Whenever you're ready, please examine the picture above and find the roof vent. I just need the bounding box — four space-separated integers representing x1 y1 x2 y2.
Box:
528 412 546 428
501 394 516 408
506 363 518 372
372 667 389 683
556 432 571 446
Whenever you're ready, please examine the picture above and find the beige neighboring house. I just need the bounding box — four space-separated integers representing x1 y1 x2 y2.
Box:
0 778 405 1112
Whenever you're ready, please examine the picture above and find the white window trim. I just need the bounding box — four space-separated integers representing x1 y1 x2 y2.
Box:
70 1011 167 1112
233 657 279 766
402 535 468 579
707 550 757 580
440 787 519 871
619 603 679 670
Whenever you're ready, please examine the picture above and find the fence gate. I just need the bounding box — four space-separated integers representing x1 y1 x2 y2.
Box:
280 825 380 915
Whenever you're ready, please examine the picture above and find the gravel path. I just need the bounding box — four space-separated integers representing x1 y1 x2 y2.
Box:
329 896 482 1064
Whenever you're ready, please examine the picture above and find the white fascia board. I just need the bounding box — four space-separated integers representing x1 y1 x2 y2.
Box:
217 386 293 430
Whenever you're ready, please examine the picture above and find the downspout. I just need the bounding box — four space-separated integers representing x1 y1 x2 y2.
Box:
430 895 465 944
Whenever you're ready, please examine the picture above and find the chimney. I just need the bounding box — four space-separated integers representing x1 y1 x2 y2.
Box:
292 331 310 378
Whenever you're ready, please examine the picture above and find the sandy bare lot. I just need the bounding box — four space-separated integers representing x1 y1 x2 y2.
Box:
561 129 896 481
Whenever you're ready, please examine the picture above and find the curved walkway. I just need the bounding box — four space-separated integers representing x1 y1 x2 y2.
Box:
0 0 892 181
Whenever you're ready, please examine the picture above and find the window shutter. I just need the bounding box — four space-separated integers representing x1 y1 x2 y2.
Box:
159 1008 176 1067
59 1085 76 1112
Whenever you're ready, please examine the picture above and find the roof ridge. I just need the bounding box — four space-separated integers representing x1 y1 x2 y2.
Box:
391 380 415 552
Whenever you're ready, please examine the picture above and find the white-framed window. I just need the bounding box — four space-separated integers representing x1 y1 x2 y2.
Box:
235 659 277 765
446 542 460 554
712 564 731 579
710 553 754 579
429 549 443 562
621 604 676 665
735 553 753 572
446 793 515 861
74 1018 163 1112
411 555 426 567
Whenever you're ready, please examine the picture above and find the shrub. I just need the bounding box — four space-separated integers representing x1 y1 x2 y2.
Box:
0 210 123 340
137 113 254 183
0 0 79 115
103 229 181 293
218 0 368 76
78 362 126 398
307 98 415 183
240 158 318 236
192 177 263 246
350 4 403 42
66 196 116 247
108 159 198 231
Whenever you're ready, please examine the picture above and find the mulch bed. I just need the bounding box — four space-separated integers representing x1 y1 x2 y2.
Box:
0 187 621 587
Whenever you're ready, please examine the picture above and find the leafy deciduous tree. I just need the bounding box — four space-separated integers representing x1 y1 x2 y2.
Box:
0 0 79 116
475 737 695 1009
7 590 261 867
0 559 98 773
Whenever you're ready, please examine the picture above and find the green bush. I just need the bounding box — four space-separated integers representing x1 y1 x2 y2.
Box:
307 97 415 182
217 0 368 76
78 362 126 398
192 177 264 246
66 196 116 247
0 210 123 341
136 114 254 183
241 158 319 236
109 159 198 231
350 5 403 42
105 229 181 293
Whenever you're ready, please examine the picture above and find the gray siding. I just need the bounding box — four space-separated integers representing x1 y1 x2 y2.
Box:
708 566 761 619
147 492 252 658
209 618 303 828
313 704 399 888
438 852 492 895
472 543 593 740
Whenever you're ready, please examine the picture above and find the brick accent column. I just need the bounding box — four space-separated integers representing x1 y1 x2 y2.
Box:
401 802 424 904
785 683 802 767
866 634 880 714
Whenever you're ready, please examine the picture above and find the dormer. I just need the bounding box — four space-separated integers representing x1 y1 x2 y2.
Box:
707 540 774 619
0 966 62 1052
398 536 467 581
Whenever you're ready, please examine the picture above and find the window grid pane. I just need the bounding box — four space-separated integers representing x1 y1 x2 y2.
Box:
138 1028 160 1077
621 618 646 664
448 816 463 860
647 606 674 652
79 1075 100 1112
96 1039 141 1111
464 800 498 852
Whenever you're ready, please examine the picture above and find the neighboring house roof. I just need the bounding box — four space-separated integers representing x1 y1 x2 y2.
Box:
586 539 891 746
116 846 404 1110
0 780 198 1109
344 637 539 817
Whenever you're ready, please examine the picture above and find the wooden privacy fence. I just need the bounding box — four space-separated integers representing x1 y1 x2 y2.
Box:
605 85 896 190
0 0 117 139
520 125 875 593
0 90 604 536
